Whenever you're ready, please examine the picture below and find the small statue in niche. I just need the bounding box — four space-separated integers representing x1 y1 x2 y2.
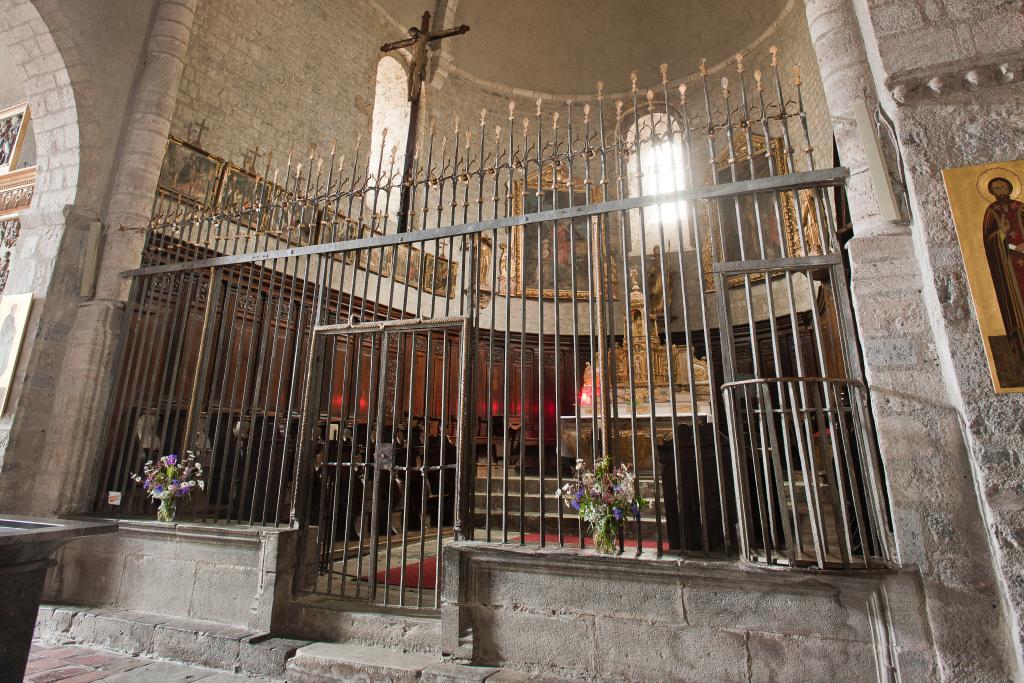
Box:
497 242 509 294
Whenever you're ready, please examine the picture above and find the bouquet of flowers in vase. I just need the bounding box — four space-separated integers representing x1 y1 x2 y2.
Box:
132 451 205 522
558 457 649 553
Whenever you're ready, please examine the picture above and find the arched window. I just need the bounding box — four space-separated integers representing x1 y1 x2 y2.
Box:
626 110 691 251
368 55 411 230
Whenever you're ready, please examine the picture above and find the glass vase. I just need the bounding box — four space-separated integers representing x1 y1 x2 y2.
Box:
157 498 177 523
592 519 617 554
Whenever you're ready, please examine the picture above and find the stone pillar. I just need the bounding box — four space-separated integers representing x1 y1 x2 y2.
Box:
33 0 199 515
805 0 1019 680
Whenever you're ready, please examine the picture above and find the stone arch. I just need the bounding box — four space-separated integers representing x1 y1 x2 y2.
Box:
0 0 89 515
0 0 84 215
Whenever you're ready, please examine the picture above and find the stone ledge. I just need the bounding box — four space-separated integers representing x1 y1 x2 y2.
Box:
95 517 295 547
34 603 310 677
447 541 893 597
442 543 935 680
284 641 566 683
44 520 298 632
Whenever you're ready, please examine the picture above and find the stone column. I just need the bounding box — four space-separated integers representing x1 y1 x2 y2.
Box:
36 0 199 515
805 0 1019 680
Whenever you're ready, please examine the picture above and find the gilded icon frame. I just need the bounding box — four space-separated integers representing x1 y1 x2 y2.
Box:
157 136 225 208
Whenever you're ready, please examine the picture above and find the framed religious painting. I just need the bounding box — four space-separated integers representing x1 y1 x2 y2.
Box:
510 166 608 300
943 160 1024 392
0 103 29 174
393 244 422 288
699 134 822 291
217 164 274 229
0 291 32 414
157 137 225 207
338 218 390 276
422 249 460 298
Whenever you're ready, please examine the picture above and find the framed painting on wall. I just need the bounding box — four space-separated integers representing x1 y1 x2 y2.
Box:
157 137 225 207
510 166 608 300
0 291 32 414
0 103 30 174
943 160 1024 393
422 250 460 298
217 164 274 228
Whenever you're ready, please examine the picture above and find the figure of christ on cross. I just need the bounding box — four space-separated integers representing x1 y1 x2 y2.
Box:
381 11 469 233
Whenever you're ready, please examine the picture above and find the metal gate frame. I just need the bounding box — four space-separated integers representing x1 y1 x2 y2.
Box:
291 315 473 606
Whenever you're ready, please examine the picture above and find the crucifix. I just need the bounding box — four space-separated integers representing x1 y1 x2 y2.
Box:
381 11 469 233
188 118 208 147
243 145 263 172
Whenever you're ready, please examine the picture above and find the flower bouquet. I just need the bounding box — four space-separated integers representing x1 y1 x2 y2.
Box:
132 451 205 522
558 456 649 554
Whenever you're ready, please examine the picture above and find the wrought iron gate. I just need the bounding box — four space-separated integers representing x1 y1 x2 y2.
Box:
93 46 894 608
293 316 472 608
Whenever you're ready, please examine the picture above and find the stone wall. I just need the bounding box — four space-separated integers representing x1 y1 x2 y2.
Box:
861 0 1024 666
804 0 1024 678
0 0 155 516
443 543 937 681
44 520 297 632
169 0 400 175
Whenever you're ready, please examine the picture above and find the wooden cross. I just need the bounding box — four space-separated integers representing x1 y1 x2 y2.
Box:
243 145 263 172
188 118 209 147
381 11 469 232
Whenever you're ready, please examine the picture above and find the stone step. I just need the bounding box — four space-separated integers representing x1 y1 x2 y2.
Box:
285 642 499 682
34 604 311 678
285 595 443 657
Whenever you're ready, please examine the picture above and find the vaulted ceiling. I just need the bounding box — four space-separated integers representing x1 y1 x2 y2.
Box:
379 0 793 95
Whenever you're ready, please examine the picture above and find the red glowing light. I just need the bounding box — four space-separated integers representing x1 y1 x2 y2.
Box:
579 387 592 406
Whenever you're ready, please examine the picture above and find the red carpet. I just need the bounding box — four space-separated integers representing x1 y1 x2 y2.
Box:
373 557 438 589
369 533 641 589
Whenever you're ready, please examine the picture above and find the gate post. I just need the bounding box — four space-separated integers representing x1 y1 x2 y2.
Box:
291 327 327 590
453 317 476 542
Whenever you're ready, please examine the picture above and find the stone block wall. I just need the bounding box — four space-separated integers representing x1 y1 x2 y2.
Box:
0 0 156 516
803 0 1024 676
170 0 399 174
443 543 937 681
852 0 1024 671
43 520 297 632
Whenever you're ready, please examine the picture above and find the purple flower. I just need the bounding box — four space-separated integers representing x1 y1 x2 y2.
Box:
612 507 623 520
631 502 640 517
154 485 163 494
166 454 178 466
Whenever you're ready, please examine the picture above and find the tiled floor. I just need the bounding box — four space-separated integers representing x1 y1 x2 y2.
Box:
23 641 273 682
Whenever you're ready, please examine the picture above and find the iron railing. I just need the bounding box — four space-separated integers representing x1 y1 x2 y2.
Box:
92 49 893 610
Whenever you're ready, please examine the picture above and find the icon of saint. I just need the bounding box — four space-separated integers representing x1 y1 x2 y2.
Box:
983 176 1024 359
